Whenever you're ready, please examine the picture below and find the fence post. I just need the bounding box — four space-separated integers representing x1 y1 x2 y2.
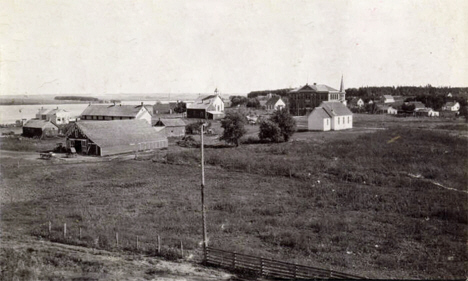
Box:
48 221 52 237
260 257 264 277
157 235 161 254
232 252 236 269
63 223 67 238
79 227 82 240
116 232 119 247
180 240 184 258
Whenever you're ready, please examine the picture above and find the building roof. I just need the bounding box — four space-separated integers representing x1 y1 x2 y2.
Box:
265 96 282 107
24 119 58 129
144 105 154 115
348 97 363 106
319 101 353 116
444 101 459 107
290 84 338 93
73 120 166 150
415 108 434 113
382 95 394 100
81 104 145 117
153 118 186 127
311 107 333 119
407 101 426 109
37 108 69 115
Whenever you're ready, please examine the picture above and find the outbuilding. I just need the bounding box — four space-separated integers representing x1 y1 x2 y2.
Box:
153 118 186 137
66 119 168 156
22 120 58 138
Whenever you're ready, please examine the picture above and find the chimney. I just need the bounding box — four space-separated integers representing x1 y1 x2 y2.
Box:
141 102 143 106
113 101 115 106
120 104 122 106
313 83 317 85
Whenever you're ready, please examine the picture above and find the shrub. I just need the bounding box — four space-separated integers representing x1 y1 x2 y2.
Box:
258 120 282 142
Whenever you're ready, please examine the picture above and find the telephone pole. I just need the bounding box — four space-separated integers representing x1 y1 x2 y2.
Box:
200 123 208 262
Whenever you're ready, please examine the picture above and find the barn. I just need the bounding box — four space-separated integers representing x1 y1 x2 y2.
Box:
22 120 58 138
153 118 186 137
66 120 168 156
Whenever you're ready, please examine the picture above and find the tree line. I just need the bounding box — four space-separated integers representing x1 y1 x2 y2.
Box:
345 85 468 99
54 96 100 101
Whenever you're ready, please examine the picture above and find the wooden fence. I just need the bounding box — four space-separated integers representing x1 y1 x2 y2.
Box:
205 247 364 280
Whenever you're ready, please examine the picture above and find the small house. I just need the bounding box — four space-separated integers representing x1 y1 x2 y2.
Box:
381 95 395 103
80 103 152 124
348 97 364 108
36 107 71 125
153 118 186 137
66 119 167 156
308 101 353 131
265 96 286 111
442 101 460 112
415 108 439 117
22 120 58 138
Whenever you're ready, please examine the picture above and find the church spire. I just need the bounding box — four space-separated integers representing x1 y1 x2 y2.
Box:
339 75 344 92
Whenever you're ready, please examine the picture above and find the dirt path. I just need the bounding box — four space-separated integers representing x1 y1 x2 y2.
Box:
0 232 233 281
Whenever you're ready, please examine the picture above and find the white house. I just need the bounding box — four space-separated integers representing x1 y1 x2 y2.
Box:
388 106 398 115
265 96 286 111
308 101 353 131
442 101 460 111
348 97 364 108
381 95 395 103
36 107 71 125
80 103 152 124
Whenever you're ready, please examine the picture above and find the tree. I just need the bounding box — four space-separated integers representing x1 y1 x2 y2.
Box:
174 101 187 113
246 98 260 108
269 109 297 142
258 120 282 142
220 111 247 146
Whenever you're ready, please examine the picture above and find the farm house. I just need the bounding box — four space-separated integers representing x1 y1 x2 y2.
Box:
66 120 168 156
22 120 58 138
153 118 186 137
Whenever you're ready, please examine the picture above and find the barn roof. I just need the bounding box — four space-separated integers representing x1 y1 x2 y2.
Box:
320 101 353 116
73 120 166 151
24 119 58 129
153 118 186 127
81 104 145 117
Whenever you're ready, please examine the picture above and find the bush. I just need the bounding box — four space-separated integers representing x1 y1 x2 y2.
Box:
258 120 282 142
270 109 296 141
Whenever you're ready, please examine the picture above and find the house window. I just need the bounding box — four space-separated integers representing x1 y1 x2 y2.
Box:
338 117 340 125
348 116 350 123
326 119 329 125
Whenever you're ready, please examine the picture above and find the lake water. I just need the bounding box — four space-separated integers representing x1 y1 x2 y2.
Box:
0 101 166 124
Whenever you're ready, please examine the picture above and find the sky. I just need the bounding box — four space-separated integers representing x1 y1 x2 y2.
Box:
1 0 467 96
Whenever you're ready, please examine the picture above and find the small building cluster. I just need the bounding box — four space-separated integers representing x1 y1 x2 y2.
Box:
186 94 225 119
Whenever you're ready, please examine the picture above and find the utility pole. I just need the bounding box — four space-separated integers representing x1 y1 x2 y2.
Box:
200 122 208 262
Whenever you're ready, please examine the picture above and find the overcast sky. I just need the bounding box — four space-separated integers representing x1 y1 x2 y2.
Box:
1 0 467 95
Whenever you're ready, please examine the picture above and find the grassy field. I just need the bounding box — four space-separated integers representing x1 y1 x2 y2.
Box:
0 115 467 279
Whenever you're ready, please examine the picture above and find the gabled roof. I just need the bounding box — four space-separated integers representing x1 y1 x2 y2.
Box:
72 120 166 150
144 105 154 115
81 104 145 117
311 107 332 119
382 95 394 100
444 101 459 107
153 118 186 127
265 96 283 107
320 101 353 116
24 119 58 129
290 84 338 93
37 108 69 115
407 101 425 109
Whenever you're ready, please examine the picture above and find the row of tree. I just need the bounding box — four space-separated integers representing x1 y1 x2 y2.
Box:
54 96 100 101
220 109 296 146
229 96 262 108
346 85 468 98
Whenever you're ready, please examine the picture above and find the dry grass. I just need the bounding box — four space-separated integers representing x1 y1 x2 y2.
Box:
1 117 467 279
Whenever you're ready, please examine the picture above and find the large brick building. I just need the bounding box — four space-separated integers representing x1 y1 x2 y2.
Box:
289 77 346 116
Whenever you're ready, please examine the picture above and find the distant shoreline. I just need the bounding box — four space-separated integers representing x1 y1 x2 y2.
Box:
0 100 97 106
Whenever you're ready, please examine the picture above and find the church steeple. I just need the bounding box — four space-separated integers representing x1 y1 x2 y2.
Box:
339 75 344 92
